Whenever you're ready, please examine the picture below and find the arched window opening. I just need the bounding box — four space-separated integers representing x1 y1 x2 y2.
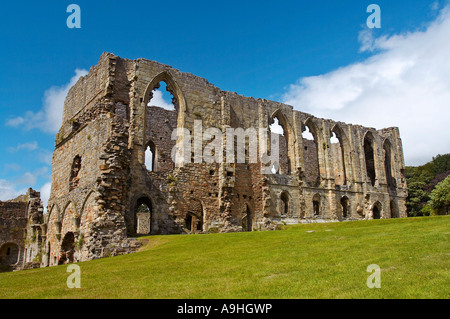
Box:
330 132 340 144
302 126 314 140
372 202 382 219
59 232 75 265
303 121 320 187
280 192 289 216
383 140 395 188
313 194 321 216
341 196 350 219
330 128 347 186
147 81 176 111
69 155 81 191
269 115 290 175
364 133 376 186
145 141 157 172
135 197 152 235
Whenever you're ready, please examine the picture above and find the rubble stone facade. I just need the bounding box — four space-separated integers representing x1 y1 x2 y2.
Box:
0 189 43 271
14 53 408 267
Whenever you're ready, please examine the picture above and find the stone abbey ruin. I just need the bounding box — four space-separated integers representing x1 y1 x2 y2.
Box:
0 53 408 270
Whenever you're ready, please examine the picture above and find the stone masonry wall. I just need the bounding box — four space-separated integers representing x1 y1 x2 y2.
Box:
33 52 408 267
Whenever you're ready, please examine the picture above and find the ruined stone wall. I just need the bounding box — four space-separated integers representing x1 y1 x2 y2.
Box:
0 189 44 271
39 52 408 266
0 201 27 270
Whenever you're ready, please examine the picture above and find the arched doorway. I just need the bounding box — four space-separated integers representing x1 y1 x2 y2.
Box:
135 197 152 235
341 196 350 219
280 192 289 217
59 232 75 265
372 202 382 219
313 194 321 217
185 211 203 233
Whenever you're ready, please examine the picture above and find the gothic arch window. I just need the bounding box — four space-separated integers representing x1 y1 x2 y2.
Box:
147 81 176 111
303 119 320 187
69 155 81 191
364 132 376 187
269 111 292 175
145 140 157 172
383 139 395 189
330 125 347 186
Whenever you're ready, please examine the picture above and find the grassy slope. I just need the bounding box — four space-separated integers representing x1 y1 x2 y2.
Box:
0 216 448 299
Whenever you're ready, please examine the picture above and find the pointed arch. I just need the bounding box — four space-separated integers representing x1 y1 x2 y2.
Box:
340 196 350 219
383 138 395 189
269 109 295 175
61 202 78 235
330 124 348 186
303 118 321 187
143 71 187 116
80 191 99 236
280 191 290 217
47 204 61 225
142 71 187 168
363 130 376 187
145 139 157 172
372 201 382 219
135 196 153 235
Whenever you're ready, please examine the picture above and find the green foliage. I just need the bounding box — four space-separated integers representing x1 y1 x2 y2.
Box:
75 233 85 251
424 175 450 215
167 174 178 188
405 153 450 216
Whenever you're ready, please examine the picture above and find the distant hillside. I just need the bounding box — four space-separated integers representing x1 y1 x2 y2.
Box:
405 153 450 216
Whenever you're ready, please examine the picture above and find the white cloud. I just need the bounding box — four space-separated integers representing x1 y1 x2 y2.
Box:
148 89 175 110
282 5 450 166
8 141 38 152
6 69 88 134
0 179 27 201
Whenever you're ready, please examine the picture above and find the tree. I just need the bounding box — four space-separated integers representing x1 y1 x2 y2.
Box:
424 175 450 215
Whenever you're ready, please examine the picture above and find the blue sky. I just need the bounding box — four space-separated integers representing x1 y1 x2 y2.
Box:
1 0 449 204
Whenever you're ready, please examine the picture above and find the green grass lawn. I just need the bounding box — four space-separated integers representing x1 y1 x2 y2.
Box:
0 216 449 299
